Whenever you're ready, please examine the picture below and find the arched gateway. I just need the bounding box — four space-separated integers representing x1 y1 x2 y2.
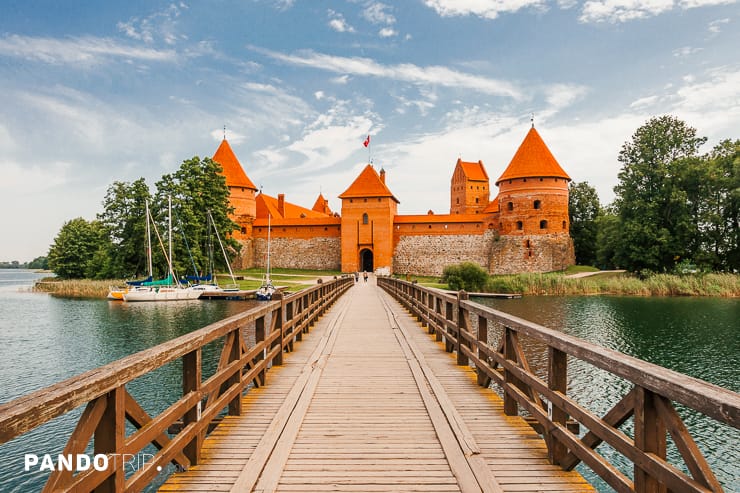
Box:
360 249 374 272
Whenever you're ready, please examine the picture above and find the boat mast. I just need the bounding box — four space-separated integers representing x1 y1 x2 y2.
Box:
145 200 153 279
266 213 271 283
209 210 237 285
168 195 177 286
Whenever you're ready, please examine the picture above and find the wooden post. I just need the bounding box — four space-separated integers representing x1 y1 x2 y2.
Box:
457 291 469 366
434 298 443 339
272 292 284 365
477 315 490 387
255 315 266 386
94 387 124 493
503 327 518 416
183 348 202 465
547 347 568 465
227 328 242 416
634 386 667 493
445 301 454 353
285 296 295 350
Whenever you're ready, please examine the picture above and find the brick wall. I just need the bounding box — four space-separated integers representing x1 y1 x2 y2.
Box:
489 233 574 274
392 231 495 277
252 237 341 271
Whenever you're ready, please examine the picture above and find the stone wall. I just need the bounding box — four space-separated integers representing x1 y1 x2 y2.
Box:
252 237 341 271
489 233 574 274
232 239 254 270
392 231 495 277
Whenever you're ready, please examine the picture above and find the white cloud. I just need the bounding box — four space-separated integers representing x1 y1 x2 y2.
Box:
580 0 674 23
332 75 351 84
0 34 176 65
379 27 398 37
673 46 702 57
629 94 659 108
254 47 523 99
423 0 546 20
580 0 737 23
362 2 396 24
314 90 325 100
708 17 730 33
328 10 356 33
544 83 589 111
117 3 187 45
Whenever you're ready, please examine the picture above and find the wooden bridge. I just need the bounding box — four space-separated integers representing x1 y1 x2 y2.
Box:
0 276 738 492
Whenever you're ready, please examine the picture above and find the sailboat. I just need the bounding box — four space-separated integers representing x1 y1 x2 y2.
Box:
107 200 155 300
189 210 240 293
255 214 276 301
123 196 202 302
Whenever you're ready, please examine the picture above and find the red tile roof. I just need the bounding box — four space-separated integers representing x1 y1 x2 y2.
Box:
495 127 570 185
482 194 500 213
394 214 483 224
212 139 258 190
339 164 399 203
458 159 489 181
256 193 331 220
312 193 332 215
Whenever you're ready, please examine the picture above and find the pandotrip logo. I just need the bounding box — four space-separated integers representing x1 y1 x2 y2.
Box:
24 453 159 473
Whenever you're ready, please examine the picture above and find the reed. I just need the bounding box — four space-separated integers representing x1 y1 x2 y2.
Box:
34 278 120 298
486 272 740 297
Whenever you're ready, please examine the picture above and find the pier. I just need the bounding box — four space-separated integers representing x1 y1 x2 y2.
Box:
0 277 737 492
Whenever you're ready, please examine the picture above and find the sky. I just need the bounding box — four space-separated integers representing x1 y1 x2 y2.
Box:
0 0 738 262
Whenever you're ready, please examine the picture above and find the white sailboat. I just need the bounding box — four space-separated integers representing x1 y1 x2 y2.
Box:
255 214 276 301
123 196 202 302
190 210 240 293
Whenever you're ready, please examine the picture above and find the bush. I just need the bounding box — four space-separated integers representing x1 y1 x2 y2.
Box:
441 262 489 292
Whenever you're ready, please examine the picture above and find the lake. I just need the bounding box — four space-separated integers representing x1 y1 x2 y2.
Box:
0 270 737 491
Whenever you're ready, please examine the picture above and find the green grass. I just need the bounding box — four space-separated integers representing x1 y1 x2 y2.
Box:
563 265 600 274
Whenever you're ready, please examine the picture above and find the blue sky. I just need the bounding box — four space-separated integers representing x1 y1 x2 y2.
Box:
1 0 738 261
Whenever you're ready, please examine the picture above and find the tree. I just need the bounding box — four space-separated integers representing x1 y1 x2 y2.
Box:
595 208 621 269
154 157 239 279
613 116 707 273
48 218 110 279
97 178 152 278
27 256 49 270
568 181 601 266
442 262 489 292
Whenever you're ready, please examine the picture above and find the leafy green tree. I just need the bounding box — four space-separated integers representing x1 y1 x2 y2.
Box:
595 208 621 269
442 262 489 292
154 156 239 279
27 256 49 270
48 218 110 279
613 116 706 273
97 178 152 278
568 181 601 266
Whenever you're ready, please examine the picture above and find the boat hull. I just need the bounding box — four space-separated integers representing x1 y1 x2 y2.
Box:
123 287 203 302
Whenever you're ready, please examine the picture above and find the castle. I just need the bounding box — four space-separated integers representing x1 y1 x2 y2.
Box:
212 126 575 276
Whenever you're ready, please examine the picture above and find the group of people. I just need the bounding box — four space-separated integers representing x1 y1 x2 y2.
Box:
353 271 369 283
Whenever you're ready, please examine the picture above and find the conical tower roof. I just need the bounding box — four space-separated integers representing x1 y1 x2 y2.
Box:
212 139 258 190
495 127 570 185
339 164 399 203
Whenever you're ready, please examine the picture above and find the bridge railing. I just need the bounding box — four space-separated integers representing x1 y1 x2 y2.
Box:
0 276 353 492
378 277 739 493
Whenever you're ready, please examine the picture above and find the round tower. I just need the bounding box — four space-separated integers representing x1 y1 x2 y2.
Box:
495 127 570 236
490 126 574 273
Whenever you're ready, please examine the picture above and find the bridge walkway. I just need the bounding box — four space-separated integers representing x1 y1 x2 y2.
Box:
160 277 593 492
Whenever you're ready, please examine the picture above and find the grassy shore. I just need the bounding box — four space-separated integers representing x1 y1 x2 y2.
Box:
33 268 337 299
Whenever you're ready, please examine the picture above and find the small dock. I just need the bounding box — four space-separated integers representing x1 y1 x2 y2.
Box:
160 279 591 492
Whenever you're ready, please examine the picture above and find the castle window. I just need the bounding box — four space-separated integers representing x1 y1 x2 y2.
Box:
241 227 246 234
533 200 541 210
429 225 432 229
540 178 543 182
516 221 523 230
378 198 381 202
456 198 460 204
525 239 530 248
523 178 527 182
364 198 368 202
540 220 548 229
362 213 369 225
324 227 328 231
475 197 479 203
350 199 353 203
507 202 513 211
562 221 567 229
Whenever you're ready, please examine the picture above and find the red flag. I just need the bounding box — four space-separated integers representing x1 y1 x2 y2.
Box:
363 135 370 147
